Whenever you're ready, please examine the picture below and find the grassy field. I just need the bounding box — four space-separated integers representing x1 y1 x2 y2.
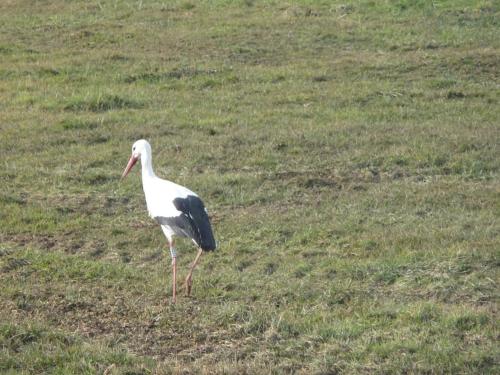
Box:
0 0 499 373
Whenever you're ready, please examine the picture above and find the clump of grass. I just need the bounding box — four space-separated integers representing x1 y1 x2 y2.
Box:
58 118 99 130
64 94 143 112
124 67 219 83
180 1 195 11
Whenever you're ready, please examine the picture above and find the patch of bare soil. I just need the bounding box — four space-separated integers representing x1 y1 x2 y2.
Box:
5 285 237 360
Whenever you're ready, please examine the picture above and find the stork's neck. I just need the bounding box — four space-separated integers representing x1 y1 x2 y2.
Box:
140 151 156 180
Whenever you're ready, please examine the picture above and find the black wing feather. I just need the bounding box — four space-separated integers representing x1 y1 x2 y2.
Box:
156 195 216 251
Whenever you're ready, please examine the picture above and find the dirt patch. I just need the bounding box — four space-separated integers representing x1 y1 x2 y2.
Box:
7 289 221 359
0 233 58 250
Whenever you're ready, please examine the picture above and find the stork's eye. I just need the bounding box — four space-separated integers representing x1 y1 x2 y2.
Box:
133 146 136 151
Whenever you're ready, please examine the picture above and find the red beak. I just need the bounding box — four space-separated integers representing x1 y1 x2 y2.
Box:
122 155 138 178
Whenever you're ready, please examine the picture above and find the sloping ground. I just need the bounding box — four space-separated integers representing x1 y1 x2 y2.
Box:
0 1 498 373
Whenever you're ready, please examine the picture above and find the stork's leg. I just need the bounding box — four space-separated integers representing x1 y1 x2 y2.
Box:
169 240 177 304
171 256 177 304
185 248 203 296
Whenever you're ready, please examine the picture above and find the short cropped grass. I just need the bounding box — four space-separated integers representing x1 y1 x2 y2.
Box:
0 0 498 373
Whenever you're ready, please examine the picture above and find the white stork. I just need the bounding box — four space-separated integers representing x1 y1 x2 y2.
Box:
121 139 216 303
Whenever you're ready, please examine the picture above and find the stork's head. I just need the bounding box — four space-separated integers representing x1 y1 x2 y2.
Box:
121 139 151 178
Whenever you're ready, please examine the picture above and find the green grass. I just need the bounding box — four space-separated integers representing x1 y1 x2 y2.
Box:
1 0 499 373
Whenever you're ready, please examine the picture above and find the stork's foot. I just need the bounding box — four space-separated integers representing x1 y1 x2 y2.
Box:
185 276 193 296
170 286 177 304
